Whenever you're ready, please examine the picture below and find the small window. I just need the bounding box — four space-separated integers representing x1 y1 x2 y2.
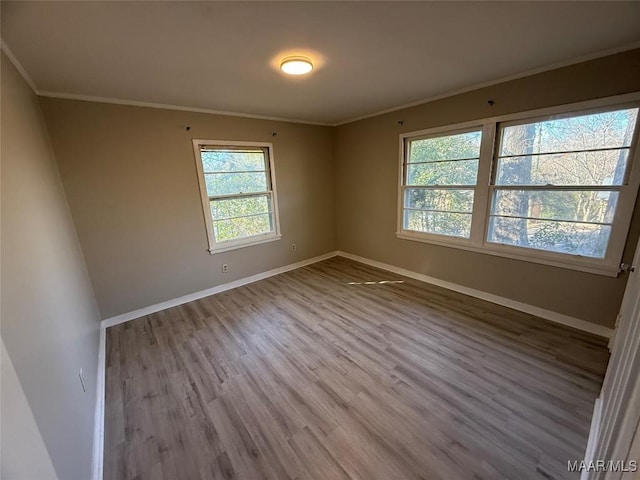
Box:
488 108 638 258
192 140 281 253
402 128 482 238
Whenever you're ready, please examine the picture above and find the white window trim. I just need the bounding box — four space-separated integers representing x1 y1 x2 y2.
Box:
397 92 640 277
192 139 282 254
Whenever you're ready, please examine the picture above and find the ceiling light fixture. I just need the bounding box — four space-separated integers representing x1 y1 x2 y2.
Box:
280 56 313 75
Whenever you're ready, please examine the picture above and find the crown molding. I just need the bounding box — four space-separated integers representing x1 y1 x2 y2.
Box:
36 91 332 127
334 41 640 126
1 39 38 93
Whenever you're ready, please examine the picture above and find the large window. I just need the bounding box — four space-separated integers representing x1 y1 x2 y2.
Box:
489 109 637 258
193 140 281 253
398 98 640 276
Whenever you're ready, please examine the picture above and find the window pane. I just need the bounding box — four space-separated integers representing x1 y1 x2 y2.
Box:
489 107 636 258
499 108 638 157
405 188 474 213
487 216 611 258
204 172 267 196
407 159 479 186
408 130 482 163
402 130 480 239
404 210 471 238
213 213 273 242
210 194 271 221
201 149 266 173
491 190 618 224
496 150 629 186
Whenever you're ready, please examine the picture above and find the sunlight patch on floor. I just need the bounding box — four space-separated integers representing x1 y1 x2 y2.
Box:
346 280 405 285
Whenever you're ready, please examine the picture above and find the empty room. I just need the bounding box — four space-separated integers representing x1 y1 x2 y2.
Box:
3 2 640 479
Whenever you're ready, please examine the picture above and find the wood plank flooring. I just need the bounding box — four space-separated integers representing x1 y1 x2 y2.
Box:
104 256 610 480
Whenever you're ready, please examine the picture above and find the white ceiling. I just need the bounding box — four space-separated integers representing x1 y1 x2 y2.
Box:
2 1 640 125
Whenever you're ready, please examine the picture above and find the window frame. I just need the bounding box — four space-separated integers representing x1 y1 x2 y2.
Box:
397 93 640 277
401 124 485 241
192 139 282 254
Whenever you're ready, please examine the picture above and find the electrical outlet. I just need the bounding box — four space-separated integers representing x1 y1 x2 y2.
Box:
222 264 229 273
291 243 296 252
78 368 86 393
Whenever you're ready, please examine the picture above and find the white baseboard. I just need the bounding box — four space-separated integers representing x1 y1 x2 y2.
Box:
101 247 613 336
101 251 339 329
581 397 602 480
336 251 613 339
91 325 106 480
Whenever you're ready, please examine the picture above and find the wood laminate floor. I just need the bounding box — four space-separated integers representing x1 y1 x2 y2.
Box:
104 256 610 480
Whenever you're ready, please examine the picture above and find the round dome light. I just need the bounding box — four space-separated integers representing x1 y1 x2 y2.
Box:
280 56 313 75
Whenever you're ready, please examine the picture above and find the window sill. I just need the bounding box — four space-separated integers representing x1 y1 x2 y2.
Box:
396 231 620 277
209 234 281 254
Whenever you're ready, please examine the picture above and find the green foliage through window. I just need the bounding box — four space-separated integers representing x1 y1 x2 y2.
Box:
403 129 482 238
198 146 277 245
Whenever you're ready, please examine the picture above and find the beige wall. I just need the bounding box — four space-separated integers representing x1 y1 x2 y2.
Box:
1 52 101 479
40 99 336 319
1 340 58 480
334 49 640 328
